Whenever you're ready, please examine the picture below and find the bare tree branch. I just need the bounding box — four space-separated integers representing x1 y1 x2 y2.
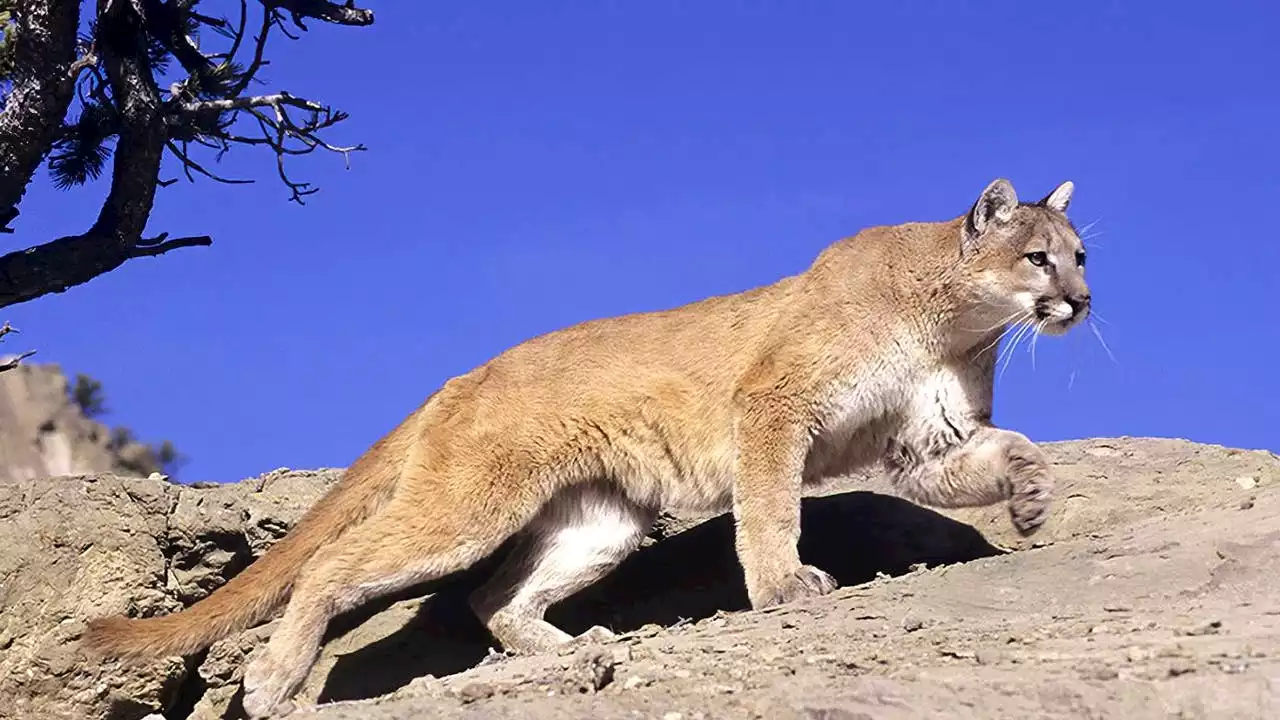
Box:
128 231 212 258
0 321 36 373
220 1 250 61
171 90 365 202
180 91 320 114
228 3 274 96
166 139 253 185
0 350 37 372
0 0 81 233
157 3 371 203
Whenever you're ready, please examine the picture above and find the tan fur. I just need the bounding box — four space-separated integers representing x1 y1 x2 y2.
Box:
82 402 426 659
82 178 1092 718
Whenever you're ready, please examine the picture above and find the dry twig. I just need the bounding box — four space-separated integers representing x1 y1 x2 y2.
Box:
0 321 36 373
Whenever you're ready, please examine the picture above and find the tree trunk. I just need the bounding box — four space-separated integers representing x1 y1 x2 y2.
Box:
0 0 212 310
0 0 81 232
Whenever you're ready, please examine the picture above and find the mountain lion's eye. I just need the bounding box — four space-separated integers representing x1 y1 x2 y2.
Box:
1024 251 1049 267
1075 251 1086 267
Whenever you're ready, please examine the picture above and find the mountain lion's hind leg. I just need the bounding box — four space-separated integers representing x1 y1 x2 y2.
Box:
469 480 656 655
888 426 1053 536
241 492 516 719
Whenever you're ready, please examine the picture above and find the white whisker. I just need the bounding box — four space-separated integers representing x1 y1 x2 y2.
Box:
1030 319 1046 370
973 310 1033 361
997 320 1034 381
975 328 1014 361
1078 218 1104 247
1088 319 1117 365
964 308 1032 335
993 320 1026 369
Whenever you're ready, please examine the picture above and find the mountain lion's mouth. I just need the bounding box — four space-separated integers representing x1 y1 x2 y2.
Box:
1039 314 1082 336
1033 298 1073 323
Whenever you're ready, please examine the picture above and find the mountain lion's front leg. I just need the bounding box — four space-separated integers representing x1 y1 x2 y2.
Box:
889 363 1053 536
888 426 1054 536
731 389 837 609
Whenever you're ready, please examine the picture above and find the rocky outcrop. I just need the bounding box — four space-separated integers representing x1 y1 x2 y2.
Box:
0 362 167 482
0 468 342 720
0 438 1277 720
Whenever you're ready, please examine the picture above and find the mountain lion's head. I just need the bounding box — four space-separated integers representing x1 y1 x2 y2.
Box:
961 178 1091 337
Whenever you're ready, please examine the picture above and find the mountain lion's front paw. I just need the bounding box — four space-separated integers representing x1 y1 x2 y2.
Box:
750 564 838 610
1000 433 1054 536
1008 467 1053 536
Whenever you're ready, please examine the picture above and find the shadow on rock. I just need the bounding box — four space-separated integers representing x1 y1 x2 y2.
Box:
316 490 1001 704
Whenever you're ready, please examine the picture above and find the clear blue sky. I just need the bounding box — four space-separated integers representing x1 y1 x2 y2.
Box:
6 1 1278 482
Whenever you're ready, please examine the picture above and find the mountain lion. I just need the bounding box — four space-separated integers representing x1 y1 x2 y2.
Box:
85 177 1092 717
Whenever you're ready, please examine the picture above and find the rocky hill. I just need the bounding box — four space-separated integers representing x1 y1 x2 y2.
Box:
1 437 1277 719
0 362 170 482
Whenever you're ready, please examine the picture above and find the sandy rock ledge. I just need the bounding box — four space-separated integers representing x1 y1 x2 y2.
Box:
1 438 1278 719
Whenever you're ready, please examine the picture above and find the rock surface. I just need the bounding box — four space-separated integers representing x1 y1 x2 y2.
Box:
0 468 342 720
1 437 1278 719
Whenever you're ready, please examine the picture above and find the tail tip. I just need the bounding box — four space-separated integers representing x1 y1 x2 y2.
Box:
81 615 142 659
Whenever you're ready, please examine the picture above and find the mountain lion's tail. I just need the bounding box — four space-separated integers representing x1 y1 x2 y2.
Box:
82 404 426 660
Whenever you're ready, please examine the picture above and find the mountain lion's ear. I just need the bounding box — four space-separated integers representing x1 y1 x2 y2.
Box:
963 178 1018 252
1039 180 1074 213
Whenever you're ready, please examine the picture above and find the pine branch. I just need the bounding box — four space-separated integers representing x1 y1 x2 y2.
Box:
0 0 206 310
265 0 374 29
48 100 117 189
0 222 215 309
0 0 376 310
